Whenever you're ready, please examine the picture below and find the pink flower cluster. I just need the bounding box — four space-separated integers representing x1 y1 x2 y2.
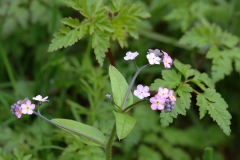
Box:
124 49 173 69
11 95 49 118
150 87 176 112
133 85 176 112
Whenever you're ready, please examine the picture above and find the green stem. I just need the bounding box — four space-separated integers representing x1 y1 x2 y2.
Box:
33 111 105 147
122 100 146 113
121 64 149 109
105 124 116 160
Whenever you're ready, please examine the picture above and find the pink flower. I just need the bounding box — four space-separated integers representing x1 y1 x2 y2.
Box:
146 53 161 65
158 87 169 98
15 107 22 118
150 95 165 110
163 56 173 68
124 51 139 60
134 84 150 99
169 90 176 102
21 100 35 114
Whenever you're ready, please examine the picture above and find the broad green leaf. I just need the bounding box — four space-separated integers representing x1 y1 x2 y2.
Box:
113 112 136 140
174 60 194 80
150 70 182 90
109 65 133 109
92 30 110 66
51 119 106 146
196 89 231 136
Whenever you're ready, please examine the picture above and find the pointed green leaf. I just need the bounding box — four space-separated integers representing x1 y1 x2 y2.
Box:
177 84 192 109
196 89 231 136
191 70 214 90
112 0 125 11
51 119 106 146
150 70 182 90
61 17 80 28
48 26 79 52
113 112 136 139
109 65 133 109
92 31 110 66
174 59 194 80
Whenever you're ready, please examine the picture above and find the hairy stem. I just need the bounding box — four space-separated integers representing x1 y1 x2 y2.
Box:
121 64 149 109
105 124 116 160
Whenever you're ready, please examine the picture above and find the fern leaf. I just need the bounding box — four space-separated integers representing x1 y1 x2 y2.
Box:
48 26 80 52
92 31 110 66
196 89 231 136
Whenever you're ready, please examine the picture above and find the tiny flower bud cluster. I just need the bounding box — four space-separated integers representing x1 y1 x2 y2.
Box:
150 87 176 112
10 95 48 118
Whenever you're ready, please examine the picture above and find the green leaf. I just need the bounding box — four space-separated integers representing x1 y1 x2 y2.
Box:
196 89 231 136
51 119 106 146
179 22 239 48
206 45 220 59
191 70 214 90
112 0 125 11
113 112 136 140
159 109 176 127
109 65 133 109
48 26 79 52
211 56 232 83
174 60 194 80
92 30 110 66
177 84 192 109
150 70 182 90
61 17 80 28
203 147 213 160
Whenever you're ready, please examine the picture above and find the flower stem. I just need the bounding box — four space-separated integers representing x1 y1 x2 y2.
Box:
121 64 149 110
105 124 116 160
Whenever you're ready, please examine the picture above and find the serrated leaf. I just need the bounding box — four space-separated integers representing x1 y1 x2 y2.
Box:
51 119 106 146
177 84 192 109
206 45 220 59
109 65 133 109
92 31 110 66
61 17 80 28
160 108 177 127
179 22 239 48
150 70 182 90
211 54 232 83
113 112 136 140
196 89 231 136
112 0 125 11
174 59 194 80
48 27 79 52
191 70 214 90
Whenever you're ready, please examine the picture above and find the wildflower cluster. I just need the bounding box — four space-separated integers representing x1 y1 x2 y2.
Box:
150 87 176 112
124 49 176 113
10 95 48 118
124 49 173 68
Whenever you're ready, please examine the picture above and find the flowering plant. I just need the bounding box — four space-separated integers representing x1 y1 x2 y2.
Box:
11 49 231 160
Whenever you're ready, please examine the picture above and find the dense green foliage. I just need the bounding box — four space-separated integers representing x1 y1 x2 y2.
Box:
1 0 240 159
